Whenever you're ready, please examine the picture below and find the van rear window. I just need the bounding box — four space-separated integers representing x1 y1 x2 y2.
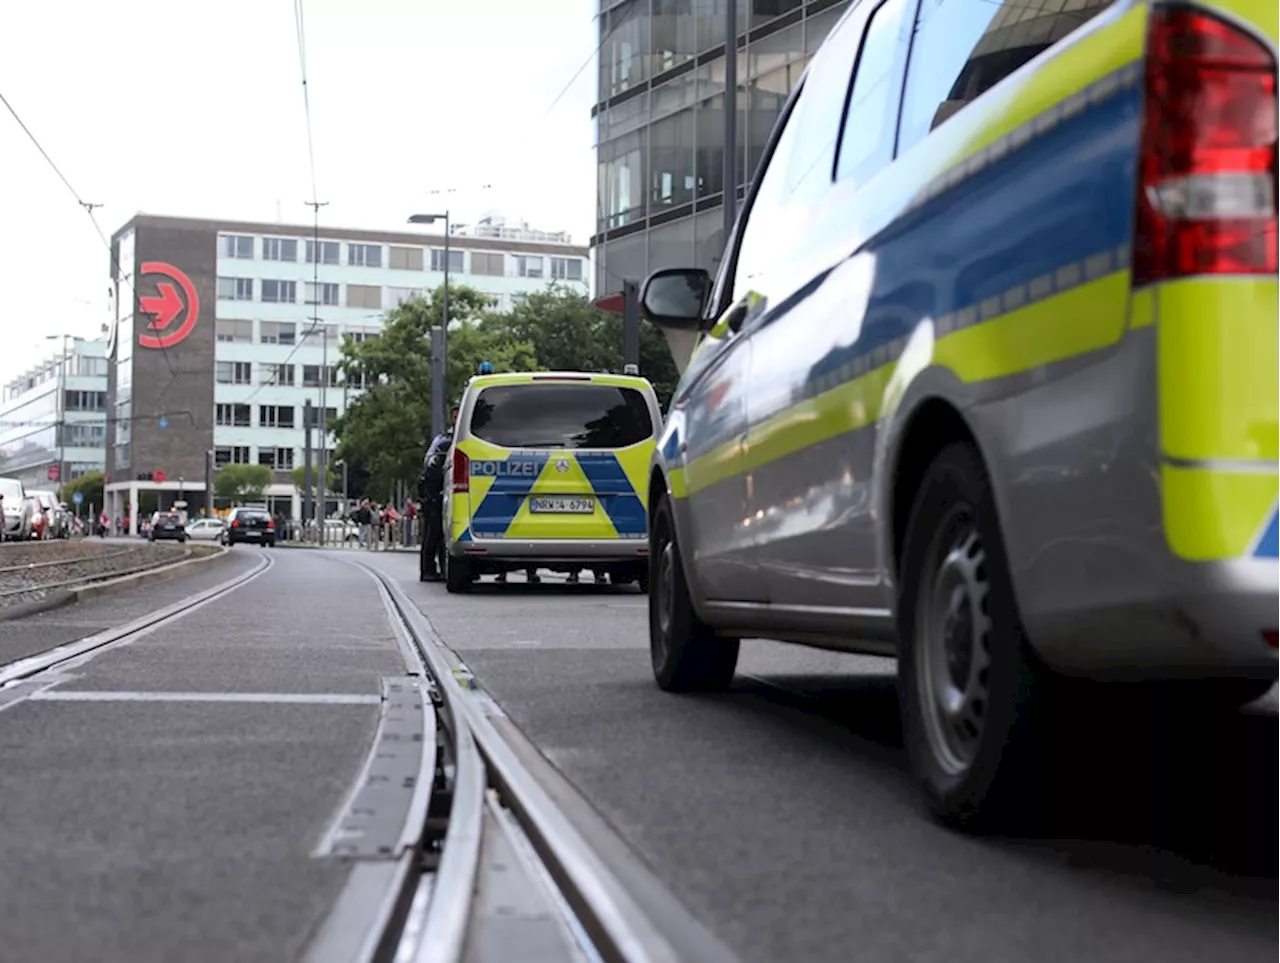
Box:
469 384 654 450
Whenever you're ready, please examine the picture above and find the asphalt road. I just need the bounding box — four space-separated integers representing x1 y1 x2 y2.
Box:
361 552 1278 963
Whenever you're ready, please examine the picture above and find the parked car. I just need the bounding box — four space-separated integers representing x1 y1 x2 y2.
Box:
221 507 276 547
184 518 225 541
1 476 27 542
29 492 68 539
25 495 48 540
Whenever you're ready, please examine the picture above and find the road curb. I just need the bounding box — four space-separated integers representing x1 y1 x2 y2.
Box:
0 590 77 623
72 545 231 602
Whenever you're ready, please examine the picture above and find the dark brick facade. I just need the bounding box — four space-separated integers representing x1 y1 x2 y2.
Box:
106 218 216 484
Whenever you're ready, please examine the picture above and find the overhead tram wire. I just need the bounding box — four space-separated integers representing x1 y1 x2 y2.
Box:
0 89 182 386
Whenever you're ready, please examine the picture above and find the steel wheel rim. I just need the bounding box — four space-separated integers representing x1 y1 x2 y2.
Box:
915 511 992 777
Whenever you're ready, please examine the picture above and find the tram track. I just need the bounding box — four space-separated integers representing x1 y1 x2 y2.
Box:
305 560 713 963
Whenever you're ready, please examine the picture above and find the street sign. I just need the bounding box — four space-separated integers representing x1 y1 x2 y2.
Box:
47 464 60 482
137 262 200 350
153 469 167 484
72 492 84 505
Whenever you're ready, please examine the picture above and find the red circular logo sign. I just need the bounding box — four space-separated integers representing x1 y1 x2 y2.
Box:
153 470 167 484
137 262 200 350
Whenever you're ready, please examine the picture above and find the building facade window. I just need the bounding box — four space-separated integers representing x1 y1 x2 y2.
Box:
258 446 295 470
348 243 382 268
262 237 299 261
217 277 254 301
306 240 340 265
64 390 107 411
471 252 505 276
430 249 464 273
216 361 252 385
387 286 423 306
216 319 253 343
215 403 252 427
218 234 254 259
305 281 339 306
260 321 296 345
262 363 295 386
389 246 424 270
515 255 543 278
261 279 297 303
258 405 295 428
550 257 584 281
347 284 382 309
215 445 252 466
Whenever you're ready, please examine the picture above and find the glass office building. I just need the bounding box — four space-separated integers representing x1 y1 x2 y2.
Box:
592 0 849 297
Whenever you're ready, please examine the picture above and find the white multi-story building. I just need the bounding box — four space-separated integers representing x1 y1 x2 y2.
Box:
0 337 109 489
103 213 588 529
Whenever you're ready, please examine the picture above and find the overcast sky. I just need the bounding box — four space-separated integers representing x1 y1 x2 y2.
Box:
0 0 598 385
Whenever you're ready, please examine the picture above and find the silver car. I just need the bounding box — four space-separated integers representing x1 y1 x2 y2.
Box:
638 0 1277 832
0 477 29 542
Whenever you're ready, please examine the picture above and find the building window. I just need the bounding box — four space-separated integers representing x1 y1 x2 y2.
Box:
471 252 505 276
216 361 252 385
261 279 297 303
215 319 253 343
219 235 254 259
215 445 252 466
515 255 543 278
305 281 339 306
306 240 340 265
550 257 583 281
64 423 106 447
302 366 340 389
262 237 299 262
259 405 296 428
389 246 424 270
63 390 107 410
347 284 382 309
262 363 295 386
217 277 254 301
260 321 297 345
348 243 382 268
215 403 251 427
346 328 379 344
387 286 423 307
300 323 335 345
430 249 464 273
258 447 295 470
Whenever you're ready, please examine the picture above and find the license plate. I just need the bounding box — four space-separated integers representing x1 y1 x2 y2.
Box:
529 496 595 514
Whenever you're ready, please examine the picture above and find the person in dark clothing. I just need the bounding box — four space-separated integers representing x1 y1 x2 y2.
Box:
419 406 458 581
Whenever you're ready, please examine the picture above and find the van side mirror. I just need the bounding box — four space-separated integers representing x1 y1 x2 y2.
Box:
640 268 711 330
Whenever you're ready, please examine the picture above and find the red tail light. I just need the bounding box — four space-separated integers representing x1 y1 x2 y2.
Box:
1133 8 1278 284
452 448 470 493
266 519 275 530
231 518 240 528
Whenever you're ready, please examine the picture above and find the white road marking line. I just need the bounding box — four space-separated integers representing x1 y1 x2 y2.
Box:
29 690 381 704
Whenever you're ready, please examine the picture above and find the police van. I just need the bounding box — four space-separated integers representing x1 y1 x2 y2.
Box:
441 369 663 593
639 0 1278 830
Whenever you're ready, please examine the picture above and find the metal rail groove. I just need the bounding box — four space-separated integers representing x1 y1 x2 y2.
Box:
0 547 136 576
322 560 684 963
0 554 202 602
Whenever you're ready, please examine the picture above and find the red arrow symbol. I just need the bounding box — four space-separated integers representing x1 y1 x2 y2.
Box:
140 282 183 330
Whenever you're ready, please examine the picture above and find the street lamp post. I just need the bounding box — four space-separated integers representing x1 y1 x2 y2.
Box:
407 212 450 439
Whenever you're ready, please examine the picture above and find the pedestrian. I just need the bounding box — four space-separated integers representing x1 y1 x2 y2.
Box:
419 404 458 581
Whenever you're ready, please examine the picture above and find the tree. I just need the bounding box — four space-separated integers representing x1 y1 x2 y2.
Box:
59 471 104 513
290 464 338 494
333 284 537 497
213 464 272 503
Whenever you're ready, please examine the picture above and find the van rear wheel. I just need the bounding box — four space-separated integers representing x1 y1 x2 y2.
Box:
445 555 473 594
898 443 1051 833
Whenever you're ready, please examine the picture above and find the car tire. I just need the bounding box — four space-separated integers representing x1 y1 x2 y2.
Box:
649 496 738 692
445 555 473 594
897 442 1053 833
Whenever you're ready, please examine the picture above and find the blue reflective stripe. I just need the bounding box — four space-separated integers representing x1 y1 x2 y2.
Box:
577 454 647 536
1255 506 1279 559
469 455 549 534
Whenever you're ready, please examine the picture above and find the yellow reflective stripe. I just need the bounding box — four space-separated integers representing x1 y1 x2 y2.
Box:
1128 287 1155 330
935 270 1130 383
1196 0 1278 47
669 467 689 499
1158 279 1279 463
614 443 655 504
504 458 619 539
1162 465 1279 561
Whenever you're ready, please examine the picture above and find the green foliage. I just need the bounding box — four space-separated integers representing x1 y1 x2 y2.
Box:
290 464 338 493
332 282 682 496
59 471 104 511
213 464 273 503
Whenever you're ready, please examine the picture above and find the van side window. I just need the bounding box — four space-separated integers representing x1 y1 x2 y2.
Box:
897 0 1116 156
834 0 912 186
731 7 875 302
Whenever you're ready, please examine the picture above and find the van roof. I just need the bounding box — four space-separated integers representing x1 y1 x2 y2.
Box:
465 371 655 392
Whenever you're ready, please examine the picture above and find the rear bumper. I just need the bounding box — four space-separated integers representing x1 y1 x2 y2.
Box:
450 537 648 562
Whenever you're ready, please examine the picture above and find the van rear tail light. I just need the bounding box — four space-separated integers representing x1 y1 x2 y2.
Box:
452 448 470 493
1133 9 1278 284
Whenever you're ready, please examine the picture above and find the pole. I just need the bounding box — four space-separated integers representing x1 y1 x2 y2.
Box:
303 399 314 537
622 279 640 369
204 449 213 517
431 212 451 439
723 0 739 242
55 335 66 495
307 199 330 544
